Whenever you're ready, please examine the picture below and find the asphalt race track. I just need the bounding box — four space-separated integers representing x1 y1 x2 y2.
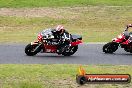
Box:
0 44 132 64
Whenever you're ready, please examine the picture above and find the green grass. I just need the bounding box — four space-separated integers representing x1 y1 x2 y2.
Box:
0 64 132 88
0 6 132 43
0 16 70 43
0 0 132 8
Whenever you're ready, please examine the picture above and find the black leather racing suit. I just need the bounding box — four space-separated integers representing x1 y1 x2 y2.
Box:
51 29 70 54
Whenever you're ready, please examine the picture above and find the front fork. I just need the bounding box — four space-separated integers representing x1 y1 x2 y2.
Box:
31 41 43 52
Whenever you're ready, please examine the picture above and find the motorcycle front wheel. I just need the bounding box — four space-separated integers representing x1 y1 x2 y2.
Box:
103 42 118 53
25 43 41 56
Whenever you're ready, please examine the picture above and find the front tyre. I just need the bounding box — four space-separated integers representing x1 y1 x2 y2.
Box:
62 45 78 56
103 42 118 53
25 44 39 56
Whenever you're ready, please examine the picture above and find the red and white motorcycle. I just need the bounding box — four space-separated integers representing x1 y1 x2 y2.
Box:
25 29 82 56
103 24 132 53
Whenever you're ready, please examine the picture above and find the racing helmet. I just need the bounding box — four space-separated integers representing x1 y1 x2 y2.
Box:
55 25 65 34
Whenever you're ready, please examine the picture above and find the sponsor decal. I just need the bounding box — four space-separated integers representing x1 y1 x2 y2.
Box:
76 66 131 85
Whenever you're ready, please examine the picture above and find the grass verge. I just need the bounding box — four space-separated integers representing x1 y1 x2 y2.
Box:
0 64 132 88
0 6 132 43
0 0 132 8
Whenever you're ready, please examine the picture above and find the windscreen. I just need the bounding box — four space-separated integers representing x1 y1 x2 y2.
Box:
41 29 53 36
40 28 54 39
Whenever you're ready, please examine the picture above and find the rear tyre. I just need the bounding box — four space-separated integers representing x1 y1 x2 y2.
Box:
124 48 130 52
103 42 118 53
25 44 39 56
129 47 132 53
62 45 78 56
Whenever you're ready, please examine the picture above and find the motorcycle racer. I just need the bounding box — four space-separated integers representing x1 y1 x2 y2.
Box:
124 24 132 41
51 25 71 54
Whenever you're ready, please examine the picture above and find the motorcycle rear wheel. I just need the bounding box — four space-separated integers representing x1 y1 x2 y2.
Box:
103 42 118 53
62 45 78 56
124 48 130 52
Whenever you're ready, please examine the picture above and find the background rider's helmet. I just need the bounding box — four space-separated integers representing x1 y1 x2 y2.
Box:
55 25 65 34
127 24 132 28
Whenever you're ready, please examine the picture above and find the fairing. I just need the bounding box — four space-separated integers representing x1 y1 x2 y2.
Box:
112 34 125 43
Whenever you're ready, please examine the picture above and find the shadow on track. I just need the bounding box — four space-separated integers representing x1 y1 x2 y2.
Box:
24 54 81 59
102 52 132 56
